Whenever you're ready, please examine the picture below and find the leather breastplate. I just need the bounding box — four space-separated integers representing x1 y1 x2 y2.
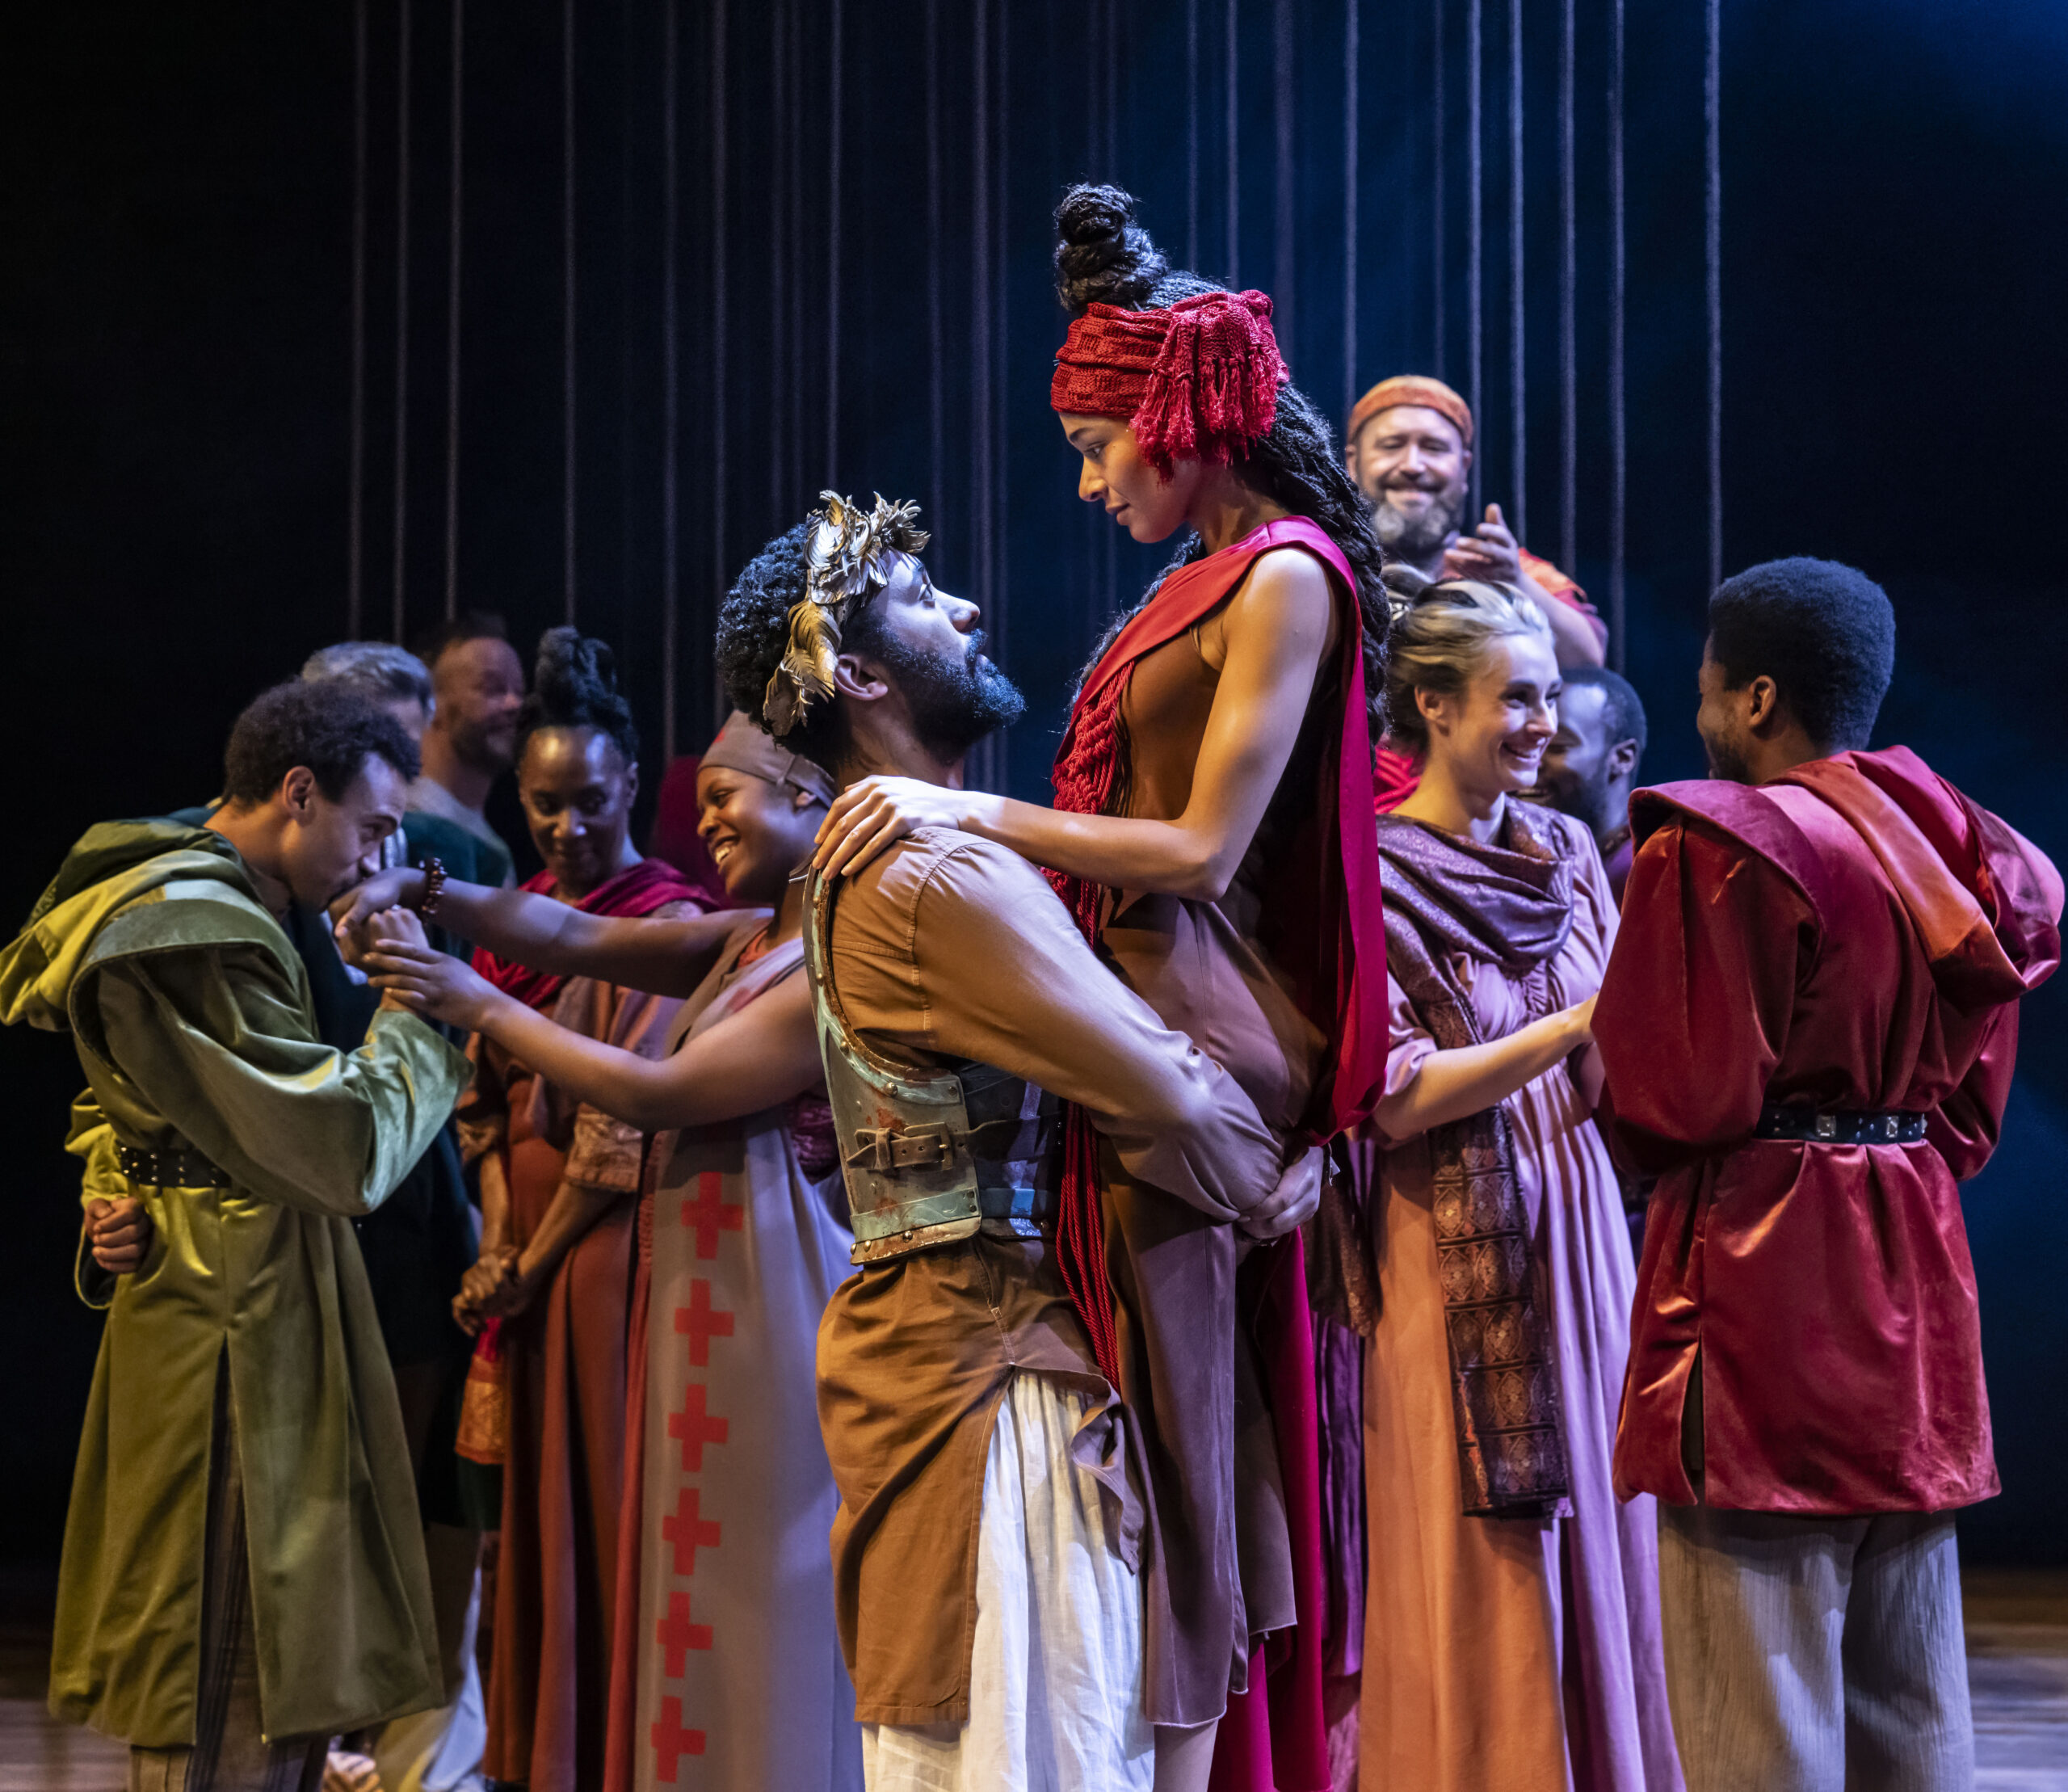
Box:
804 865 1057 1265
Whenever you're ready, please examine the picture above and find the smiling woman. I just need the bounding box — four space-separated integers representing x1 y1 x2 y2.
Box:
1360 579 1683 1791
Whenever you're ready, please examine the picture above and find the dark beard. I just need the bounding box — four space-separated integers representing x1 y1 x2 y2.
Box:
1703 730 1755 785
1372 486 1465 563
873 628 1027 763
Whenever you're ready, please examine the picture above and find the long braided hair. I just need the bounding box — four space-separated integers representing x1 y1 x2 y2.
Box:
1055 183 1391 734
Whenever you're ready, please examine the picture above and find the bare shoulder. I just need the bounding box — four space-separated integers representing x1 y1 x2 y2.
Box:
1220 541 1339 663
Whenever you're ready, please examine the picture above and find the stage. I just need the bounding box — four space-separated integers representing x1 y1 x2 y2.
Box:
6 1573 2066 1790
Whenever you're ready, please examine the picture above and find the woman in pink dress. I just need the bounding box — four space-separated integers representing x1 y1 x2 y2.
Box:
371 713 861 1792
1362 581 1681 1792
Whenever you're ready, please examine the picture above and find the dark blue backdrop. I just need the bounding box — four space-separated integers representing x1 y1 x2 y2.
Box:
2 0 2062 1570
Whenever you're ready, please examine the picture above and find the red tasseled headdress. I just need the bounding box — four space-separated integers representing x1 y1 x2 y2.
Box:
1050 290 1289 477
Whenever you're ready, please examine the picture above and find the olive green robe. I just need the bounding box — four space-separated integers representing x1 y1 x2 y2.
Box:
0 820 471 1748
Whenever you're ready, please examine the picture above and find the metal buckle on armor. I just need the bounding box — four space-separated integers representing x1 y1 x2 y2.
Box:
845 1123 957 1175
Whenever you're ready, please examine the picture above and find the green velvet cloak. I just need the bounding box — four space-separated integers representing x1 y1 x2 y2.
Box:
0 820 471 1747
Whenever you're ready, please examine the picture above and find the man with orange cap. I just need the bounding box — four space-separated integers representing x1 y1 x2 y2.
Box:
1345 374 1606 670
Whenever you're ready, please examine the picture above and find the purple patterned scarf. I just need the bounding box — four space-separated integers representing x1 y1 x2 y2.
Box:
1374 803 1574 1519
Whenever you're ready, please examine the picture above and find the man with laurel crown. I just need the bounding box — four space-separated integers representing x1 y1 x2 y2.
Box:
728 492 1326 1792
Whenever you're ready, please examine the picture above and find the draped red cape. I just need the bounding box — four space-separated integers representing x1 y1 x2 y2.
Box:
472 856 710 1012
1049 516 1381 1792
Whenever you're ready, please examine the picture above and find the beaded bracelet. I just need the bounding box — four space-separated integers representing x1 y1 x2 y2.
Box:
418 856 448 918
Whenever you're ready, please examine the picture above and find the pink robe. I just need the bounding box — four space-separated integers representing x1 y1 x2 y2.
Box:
1359 808 1680 1792
604 927 862 1792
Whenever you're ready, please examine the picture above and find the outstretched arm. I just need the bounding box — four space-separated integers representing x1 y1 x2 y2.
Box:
368 936 822 1133
815 546 1338 899
334 865 762 998
1374 1000 1595 1139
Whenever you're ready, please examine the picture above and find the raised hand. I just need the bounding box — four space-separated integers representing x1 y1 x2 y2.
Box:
1441 502 1525 586
365 923 502 1031
331 867 427 965
812 775 969 880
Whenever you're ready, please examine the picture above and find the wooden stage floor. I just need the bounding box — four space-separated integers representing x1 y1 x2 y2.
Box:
4 1571 2064 1789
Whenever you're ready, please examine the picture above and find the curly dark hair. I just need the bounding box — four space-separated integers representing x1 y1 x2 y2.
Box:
714 523 893 775
1708 557 1896 753
1055 183 1390 732
516 626 641 769
221 680 420 805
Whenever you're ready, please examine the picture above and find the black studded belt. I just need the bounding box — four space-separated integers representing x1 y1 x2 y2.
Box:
117 1143 231 1188
1755 1104 1928 1146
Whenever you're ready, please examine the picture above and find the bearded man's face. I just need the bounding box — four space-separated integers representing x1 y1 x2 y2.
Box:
1347 404 1470 566
852 553 1026 762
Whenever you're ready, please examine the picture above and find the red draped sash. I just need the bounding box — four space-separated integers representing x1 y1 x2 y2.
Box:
1049 517 1381 1792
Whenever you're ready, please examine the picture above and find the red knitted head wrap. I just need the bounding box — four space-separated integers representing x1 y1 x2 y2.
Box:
1050 290 1289 478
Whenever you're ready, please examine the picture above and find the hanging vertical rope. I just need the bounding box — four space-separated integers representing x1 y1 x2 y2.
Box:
391 0 412 644
787 2 804 515
1705 0 1723 595
1507 0 1524 542
659 0 679 761
1558 0 1576 575
1225 0 1239 284
1104 0 1118 175
1273 0 1293 339
1186 0 1200 269
970 0 996 791
443 0 464 621
709 0 729 728
348 0 368 636
1608 0 1626 668
925 0 943 541
826 0 843 487
1466 0 1482 515
973 0 993 614
1432 0 1445 374
561 0 577 622
992 0 1011 789
1343 0 1358 421
768 2 786 520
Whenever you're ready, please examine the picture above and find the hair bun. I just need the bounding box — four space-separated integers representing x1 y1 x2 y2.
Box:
1053 183 1170 315
534 625 619 702
523 625 639 766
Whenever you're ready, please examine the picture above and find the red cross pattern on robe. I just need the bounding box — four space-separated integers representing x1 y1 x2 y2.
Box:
662 1484 722 1576
668 1383 729 1472
680 1171 743 1260
649 1693 706 1782
673 1279 734 1368
656 1587 714 1676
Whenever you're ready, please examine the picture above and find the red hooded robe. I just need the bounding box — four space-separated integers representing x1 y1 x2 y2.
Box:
1595 747 2062 1512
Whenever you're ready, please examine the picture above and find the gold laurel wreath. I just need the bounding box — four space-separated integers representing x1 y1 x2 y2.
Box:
763 490 930 737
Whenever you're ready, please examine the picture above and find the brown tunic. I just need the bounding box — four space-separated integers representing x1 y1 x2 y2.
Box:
813 827 1282 1727
1092 596 1343 1714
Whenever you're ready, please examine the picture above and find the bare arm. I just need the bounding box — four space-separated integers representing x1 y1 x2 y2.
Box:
334 866 762 998
1374 999 1595 1139
1520 574 1609 669
368 936 822 1133
817 547 1338 899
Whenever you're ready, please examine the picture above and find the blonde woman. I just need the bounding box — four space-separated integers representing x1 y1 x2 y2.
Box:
1360 583 1680 1792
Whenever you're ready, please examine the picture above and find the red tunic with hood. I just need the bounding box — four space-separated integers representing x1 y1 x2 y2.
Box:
1595 747 2062 1513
